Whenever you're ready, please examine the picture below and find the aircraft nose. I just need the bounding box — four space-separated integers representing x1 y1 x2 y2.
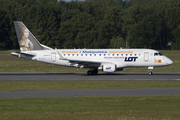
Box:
166 58 173 65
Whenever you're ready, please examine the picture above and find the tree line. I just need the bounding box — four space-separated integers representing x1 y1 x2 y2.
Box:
0 0 180 50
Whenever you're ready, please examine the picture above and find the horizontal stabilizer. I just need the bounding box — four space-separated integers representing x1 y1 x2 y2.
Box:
11 51 36 57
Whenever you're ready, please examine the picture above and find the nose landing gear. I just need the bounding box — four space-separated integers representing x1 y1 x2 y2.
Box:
148 67 153 75
87 69 98 75
148 71 153 75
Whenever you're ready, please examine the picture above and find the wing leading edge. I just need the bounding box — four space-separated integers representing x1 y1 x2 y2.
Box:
56 51 107 65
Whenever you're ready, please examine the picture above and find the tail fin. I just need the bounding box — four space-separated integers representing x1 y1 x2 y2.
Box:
14 21 52 51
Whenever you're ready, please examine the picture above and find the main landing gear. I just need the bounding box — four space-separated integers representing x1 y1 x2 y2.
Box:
87 69 98 75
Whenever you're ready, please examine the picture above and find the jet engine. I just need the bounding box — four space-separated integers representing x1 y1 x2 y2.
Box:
102 63 116 72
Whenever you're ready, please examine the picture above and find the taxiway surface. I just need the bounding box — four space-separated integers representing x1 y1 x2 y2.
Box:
1 88 180 98
0 72 180 81
1 73 180 98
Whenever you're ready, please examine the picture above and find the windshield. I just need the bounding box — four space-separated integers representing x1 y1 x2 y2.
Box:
154 52 163 56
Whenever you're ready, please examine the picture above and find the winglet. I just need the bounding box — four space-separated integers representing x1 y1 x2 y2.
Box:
56 50 68 60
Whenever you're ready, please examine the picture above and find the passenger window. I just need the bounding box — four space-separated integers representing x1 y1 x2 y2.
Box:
81 54 83 56
134 54 136 56
121 54 123 56
68 54 70 56
99 54 101 56
77 54 79 56
112 54 114 56
104 54 106 56
126 54 128 56
117 54 119 56
64 54 66 56
130 54 132 56
90 54 92 56
72 54 74 56
85 54 87 56
94 54 96 56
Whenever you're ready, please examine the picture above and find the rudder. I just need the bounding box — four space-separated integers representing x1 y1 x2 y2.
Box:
14 21 51 51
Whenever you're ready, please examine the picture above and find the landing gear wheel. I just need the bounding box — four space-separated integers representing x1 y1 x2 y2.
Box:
148 67 153 75
92 69 98 75
87 69 98 75
148 71 153 75
87 70 92 75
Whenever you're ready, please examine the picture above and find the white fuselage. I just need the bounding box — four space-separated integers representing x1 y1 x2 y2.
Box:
17 49 173 71
12 21 173 74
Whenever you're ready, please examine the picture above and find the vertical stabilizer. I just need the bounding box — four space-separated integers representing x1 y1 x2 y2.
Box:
14 21 52 51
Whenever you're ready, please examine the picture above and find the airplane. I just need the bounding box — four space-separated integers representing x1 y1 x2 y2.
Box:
11 21 173 75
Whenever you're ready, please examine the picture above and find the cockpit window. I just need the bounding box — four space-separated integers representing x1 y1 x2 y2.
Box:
159 52 163 56
154 53 158 56
154 52 163 56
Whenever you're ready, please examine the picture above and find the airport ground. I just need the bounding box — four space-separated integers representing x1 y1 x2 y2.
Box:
0 50 180 119
1 95 180 120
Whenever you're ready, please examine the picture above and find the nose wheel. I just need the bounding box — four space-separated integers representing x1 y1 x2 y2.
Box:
87 69 98 75
148 67 153 75
148 71 153 75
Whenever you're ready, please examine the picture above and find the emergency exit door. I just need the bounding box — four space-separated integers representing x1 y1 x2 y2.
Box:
144 52 149 62
51 52 56 62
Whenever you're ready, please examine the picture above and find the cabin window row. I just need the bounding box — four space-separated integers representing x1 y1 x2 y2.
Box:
63 54 138 57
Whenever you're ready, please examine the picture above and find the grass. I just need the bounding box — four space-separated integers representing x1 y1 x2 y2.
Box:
1 50 180 119
0 50 87 73
0 50 179 73
0 80 180 91
0 95 180 120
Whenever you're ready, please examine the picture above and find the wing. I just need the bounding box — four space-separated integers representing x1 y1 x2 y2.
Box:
68 59 102 64
56 51 106 67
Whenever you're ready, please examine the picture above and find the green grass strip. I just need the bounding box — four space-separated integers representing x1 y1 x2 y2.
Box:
0 81 180 91
0 95 180 120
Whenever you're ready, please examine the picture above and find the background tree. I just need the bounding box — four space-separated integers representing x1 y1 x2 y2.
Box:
0 0 180 50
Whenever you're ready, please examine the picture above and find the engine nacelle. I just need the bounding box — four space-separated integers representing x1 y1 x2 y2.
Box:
103 63 116 72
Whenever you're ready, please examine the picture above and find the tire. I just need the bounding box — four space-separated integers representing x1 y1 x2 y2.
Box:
92 69 98 75
87 70 92 75
148 71 153 75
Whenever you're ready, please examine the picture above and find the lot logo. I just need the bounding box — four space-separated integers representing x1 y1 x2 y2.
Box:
106 67 111 70
124 57 138 62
